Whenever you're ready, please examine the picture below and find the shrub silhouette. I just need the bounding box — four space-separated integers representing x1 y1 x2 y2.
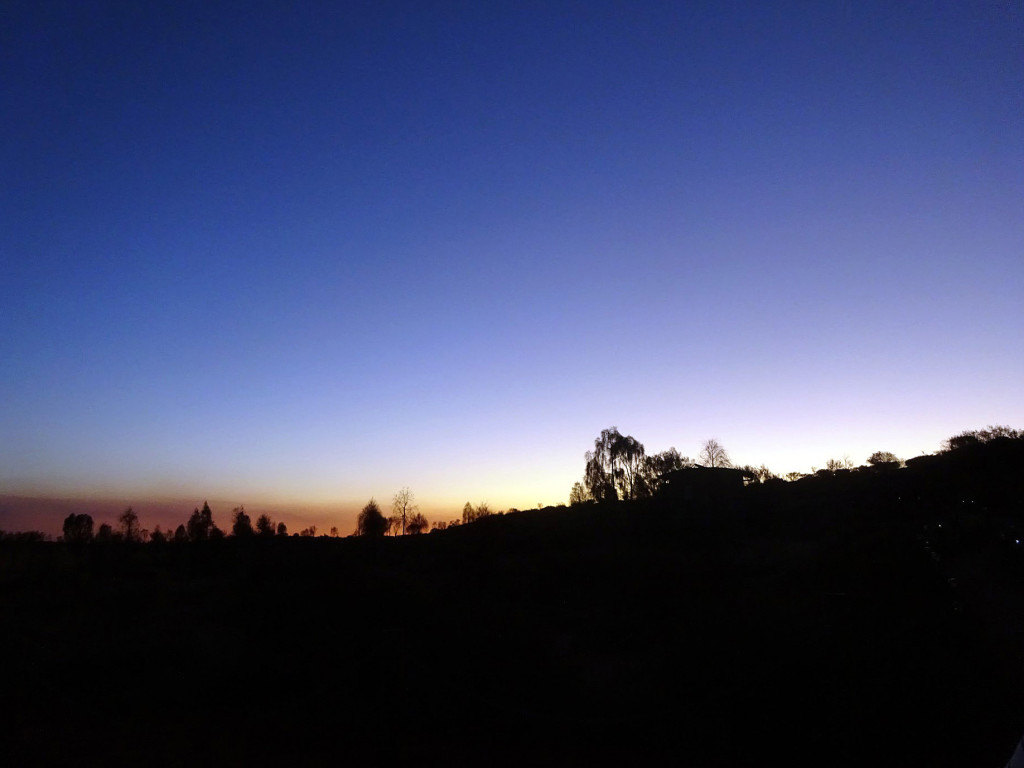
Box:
357 499 387 537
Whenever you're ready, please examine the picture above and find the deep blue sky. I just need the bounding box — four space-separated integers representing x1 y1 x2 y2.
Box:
2 1 1022 526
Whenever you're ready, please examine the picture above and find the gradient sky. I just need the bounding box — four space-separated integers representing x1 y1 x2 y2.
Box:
2 1 1022 531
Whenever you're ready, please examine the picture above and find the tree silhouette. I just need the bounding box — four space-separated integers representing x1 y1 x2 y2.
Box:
256 514 275 537
406 512 429 535
462 502 492 523
357 499 387 537
583 428 650 501
276 522 288 537
699 439 731 468
569 481 593 506
187 502 216 541
867 451 902 469
611 433 646 500
119 506 141 543
585 428 620 502
231 506 254 537
62 513 94 544
392 487 417 536
825 456 854 472
642 448 691 495
96 523 114 542
173 524 188 542
944 425 1020 451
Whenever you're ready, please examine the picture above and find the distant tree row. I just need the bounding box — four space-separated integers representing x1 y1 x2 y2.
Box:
57 488 445 544
59 501 290 545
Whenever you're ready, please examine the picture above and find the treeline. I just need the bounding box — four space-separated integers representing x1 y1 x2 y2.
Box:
56 501 294 545
6 425 1020 544
569 424 1023 504
40 488 513 545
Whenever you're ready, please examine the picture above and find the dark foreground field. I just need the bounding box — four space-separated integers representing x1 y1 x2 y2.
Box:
3 493 1024 766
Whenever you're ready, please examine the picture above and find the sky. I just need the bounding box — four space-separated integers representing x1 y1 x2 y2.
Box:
2 1 1022 534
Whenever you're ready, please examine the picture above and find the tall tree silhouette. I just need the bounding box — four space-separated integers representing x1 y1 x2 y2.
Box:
612 433 647 500
392 487 417 536
119 506 141 542
231 506 254 537
187 502 216 541
585 428 621 502
584 428 650 501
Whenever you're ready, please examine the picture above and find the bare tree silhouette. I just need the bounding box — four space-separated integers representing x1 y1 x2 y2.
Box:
699 439 731 468
392 487 417 536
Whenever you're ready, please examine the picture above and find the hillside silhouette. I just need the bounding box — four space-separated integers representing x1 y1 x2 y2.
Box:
1 428 1023 765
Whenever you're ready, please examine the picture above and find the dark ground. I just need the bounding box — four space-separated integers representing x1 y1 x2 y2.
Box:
2 490 1024 766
